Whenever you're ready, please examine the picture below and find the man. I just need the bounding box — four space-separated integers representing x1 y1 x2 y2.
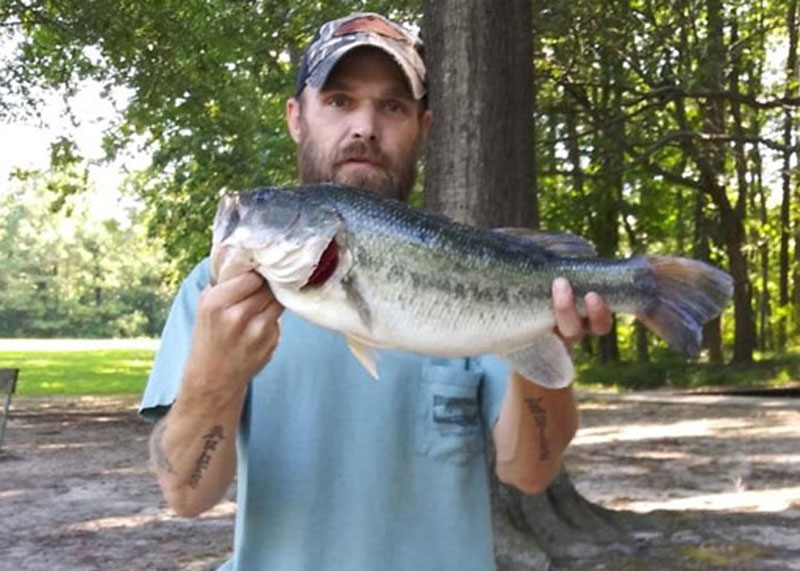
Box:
141 13 611 570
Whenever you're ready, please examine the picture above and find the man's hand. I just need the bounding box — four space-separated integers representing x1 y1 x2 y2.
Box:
552 277 613 347
184 271 284 397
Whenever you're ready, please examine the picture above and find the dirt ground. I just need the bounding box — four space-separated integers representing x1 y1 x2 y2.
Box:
1 391 798 571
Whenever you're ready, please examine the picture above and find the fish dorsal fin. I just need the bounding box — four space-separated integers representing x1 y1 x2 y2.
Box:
345 335 380 379
493 228 596 257
502 333 575 389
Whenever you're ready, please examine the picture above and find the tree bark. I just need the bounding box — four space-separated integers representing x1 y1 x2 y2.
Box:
423 0 537 228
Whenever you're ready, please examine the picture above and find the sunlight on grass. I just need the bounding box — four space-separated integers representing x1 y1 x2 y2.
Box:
0 345 155 396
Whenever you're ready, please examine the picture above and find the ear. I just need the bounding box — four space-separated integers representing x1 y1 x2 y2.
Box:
419 109 433 143
286 96 302 143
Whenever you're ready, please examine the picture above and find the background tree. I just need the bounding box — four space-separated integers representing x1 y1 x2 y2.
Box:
0 167 171 337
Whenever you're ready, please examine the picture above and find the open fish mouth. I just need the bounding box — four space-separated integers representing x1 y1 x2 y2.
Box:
303 238 340 289
211 187 344 290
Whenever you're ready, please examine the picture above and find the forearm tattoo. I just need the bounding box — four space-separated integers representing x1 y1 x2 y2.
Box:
187 425 225 489
525 397 550 461
151 420 175 474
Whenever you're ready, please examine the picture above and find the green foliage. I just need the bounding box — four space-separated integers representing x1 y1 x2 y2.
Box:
1 0 422 273
0 170 172 337
0 349 154 396
533 0 800 364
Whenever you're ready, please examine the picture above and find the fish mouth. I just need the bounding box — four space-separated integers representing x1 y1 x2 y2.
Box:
302 238 340 289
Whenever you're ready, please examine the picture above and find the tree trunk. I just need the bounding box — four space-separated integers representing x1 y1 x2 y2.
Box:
693 192 724 363
423 1 629 567
782 0 798 342
792 0 800 337
729 11 758 360
755 149 770 351
622 218 650 363
423 0 536 228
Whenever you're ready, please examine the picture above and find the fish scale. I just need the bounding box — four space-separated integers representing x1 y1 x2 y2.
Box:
211 183 734 388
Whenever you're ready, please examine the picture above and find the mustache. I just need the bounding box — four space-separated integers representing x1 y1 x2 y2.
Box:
335 141 388 166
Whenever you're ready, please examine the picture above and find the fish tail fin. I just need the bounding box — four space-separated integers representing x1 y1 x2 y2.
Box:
635 256 733 357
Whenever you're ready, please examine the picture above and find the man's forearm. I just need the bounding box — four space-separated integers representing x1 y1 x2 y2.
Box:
149 376 247 517
492 372 579 494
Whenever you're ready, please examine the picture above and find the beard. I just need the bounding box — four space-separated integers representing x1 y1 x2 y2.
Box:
296 119 422 202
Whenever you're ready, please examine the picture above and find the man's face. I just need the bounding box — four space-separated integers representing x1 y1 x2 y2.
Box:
287 47 432 201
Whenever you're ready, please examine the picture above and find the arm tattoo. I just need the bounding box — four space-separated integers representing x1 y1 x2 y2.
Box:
187 425 225 489
525 397 550 461
151 420 175 474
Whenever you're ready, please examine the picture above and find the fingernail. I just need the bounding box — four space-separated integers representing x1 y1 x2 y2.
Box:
553 277 569 294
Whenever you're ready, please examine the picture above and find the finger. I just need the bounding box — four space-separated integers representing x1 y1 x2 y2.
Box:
212 272 268 306
585 292 613 335
244 293 284 330
234 285 280 319
244 302 284 351
552 277 583 340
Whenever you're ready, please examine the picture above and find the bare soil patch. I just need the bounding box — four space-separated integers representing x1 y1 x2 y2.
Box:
562 392 800 570
1 392 798 570
0 396 233 571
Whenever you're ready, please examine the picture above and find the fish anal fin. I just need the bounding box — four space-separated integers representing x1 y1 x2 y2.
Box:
346 335 380 379
503 333 574 389
493 228 596 257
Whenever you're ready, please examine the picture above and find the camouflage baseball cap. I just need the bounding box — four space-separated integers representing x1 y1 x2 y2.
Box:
294 13 426 100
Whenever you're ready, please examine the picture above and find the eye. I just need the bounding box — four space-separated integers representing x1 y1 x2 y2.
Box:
325 94 350 108
382 99 411 115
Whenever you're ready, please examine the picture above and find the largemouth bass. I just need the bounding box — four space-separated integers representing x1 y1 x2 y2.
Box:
210 184 733 388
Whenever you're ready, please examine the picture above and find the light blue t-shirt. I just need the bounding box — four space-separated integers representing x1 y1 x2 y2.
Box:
140 259 510 571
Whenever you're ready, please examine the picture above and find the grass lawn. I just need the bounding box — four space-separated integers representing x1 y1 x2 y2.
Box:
0 347 155 396
575 349 800 390
1 339 797 397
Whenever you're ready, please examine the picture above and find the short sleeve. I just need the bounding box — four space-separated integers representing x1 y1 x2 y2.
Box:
474 354 510 429
138 258 211 422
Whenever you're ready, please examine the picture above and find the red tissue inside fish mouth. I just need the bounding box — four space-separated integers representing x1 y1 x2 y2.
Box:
303 239 339 288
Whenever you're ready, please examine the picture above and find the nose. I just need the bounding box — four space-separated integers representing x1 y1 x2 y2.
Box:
350 105 378 141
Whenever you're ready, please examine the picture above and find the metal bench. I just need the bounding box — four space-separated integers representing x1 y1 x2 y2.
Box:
0 368 19 450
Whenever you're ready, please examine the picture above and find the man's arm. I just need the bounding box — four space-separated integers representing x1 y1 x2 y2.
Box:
493 278 612 494
149 272 283 517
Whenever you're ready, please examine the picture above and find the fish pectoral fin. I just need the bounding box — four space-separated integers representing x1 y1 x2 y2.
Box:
503 333 575 389
341 273 372 330
492 228 596 257
345 335 380 379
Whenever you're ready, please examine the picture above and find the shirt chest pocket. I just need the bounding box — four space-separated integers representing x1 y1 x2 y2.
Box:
415 363 485 466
